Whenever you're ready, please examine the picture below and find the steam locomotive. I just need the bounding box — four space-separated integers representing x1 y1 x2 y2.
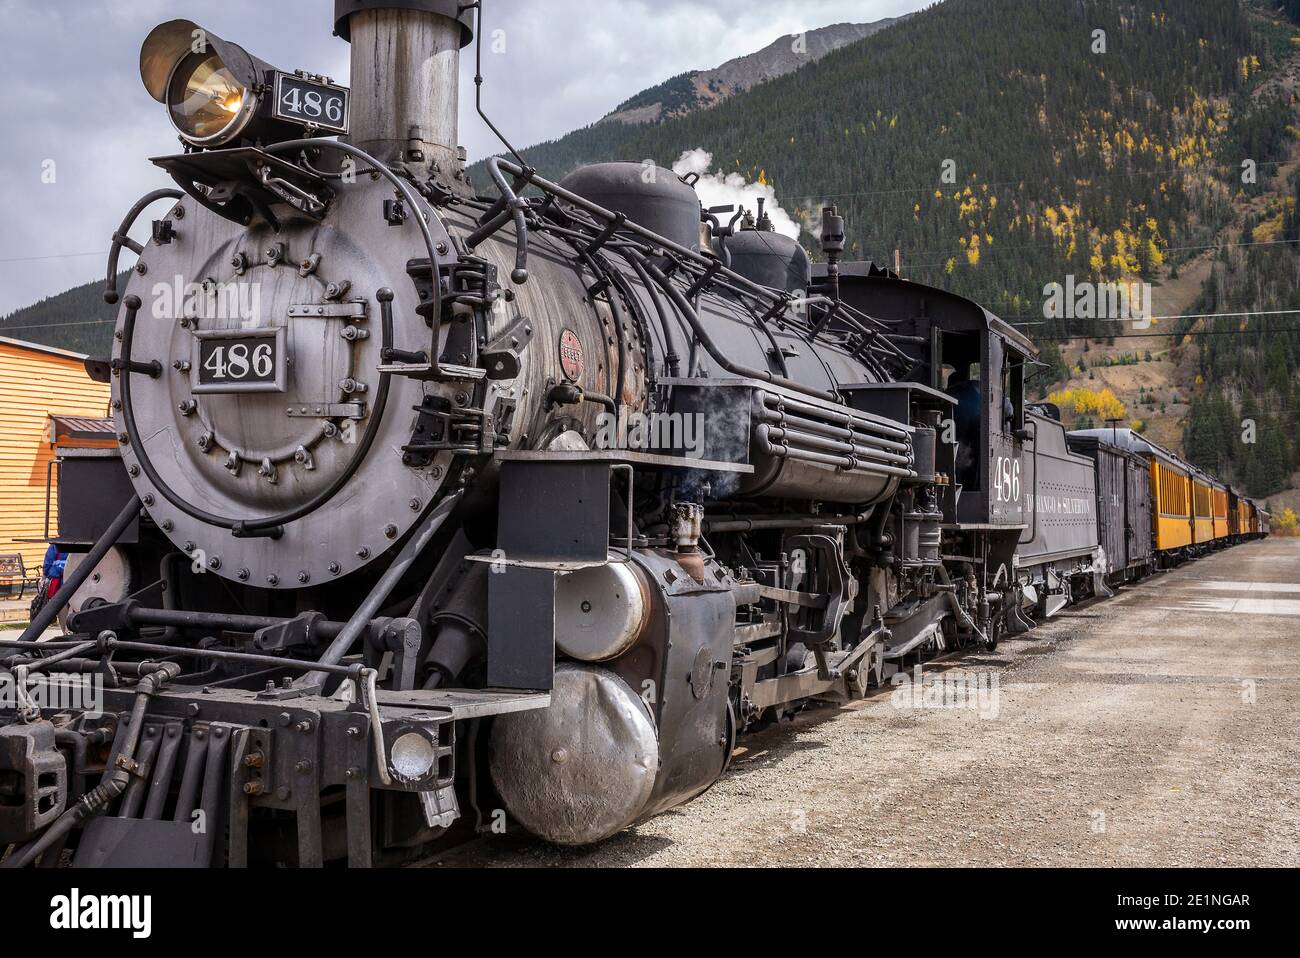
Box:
0 1 1268 866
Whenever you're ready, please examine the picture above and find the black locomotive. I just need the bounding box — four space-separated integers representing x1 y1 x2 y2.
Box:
0 1 1266 865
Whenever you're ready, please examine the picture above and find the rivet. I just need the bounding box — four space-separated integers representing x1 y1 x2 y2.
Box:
161 519 174 532
384 524 398 539
266 573 279 586
208 556 222 570
142 493 155 506
183 541 196 553
409 498 421 511
328 561 341 575
297 571 310 583
236 568 250 581
356 547 370 559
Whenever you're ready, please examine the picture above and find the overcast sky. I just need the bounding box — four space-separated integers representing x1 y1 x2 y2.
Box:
0 0 928 319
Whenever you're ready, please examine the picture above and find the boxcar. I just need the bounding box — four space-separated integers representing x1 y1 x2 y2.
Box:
1065 433 1153 583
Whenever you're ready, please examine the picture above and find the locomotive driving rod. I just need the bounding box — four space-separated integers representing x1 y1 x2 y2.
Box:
296 490 465 689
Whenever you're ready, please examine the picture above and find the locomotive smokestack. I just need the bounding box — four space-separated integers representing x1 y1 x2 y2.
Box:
334 1 474 174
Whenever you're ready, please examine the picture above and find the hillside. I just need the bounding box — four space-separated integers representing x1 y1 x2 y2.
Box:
5 0 1298 501
0 273 125 356
604 20 903 125
478 0 1296 498
466 17 903 185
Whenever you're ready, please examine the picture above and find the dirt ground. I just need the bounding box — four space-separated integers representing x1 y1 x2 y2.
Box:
432 537 1300 867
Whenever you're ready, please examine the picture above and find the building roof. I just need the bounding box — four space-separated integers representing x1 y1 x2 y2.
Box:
49 415 115 441
0 334 90 362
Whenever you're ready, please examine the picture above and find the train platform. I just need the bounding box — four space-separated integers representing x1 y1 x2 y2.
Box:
429 536 1300 867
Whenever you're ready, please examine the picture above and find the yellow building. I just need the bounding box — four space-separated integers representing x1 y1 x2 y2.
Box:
0 336 112 575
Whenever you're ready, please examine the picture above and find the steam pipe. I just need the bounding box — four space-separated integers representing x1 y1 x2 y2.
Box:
637 257 837 402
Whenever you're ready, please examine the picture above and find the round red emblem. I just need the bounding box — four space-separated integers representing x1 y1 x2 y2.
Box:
558 329 584 382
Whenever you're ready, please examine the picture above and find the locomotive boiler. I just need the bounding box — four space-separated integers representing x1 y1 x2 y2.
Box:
0 0 1265 867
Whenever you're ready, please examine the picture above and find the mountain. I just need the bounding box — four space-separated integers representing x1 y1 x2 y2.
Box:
466 17 905 186
0 273 125 357
6 0 1298 501
603 20 905 126
472 0 1297 498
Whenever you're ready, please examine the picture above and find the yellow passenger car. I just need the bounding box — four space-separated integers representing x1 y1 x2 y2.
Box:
1211 484 1230 542
1151 456 1192 551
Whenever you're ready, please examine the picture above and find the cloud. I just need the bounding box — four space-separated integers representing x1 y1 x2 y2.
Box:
672 149 802 239
0 0 926 315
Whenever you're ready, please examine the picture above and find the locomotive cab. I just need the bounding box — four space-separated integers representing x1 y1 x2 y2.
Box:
815 263 1034 526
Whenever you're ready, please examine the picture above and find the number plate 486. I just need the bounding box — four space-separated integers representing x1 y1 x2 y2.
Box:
272 73 349 135
192 328 287 394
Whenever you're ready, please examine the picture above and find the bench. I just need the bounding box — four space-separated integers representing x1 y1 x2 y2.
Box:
0 554 41 598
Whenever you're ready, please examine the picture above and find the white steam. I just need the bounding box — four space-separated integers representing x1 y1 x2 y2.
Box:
672 148 802 240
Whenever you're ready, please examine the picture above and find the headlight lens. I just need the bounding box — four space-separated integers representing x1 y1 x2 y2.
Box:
166 51 248 143
390 732 437 780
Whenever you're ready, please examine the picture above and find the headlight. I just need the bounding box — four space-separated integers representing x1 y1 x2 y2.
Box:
389 732 437 780
140 19 269 149
165 50 254 145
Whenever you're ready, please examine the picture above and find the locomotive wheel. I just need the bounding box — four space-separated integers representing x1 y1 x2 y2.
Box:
984 614 1002 651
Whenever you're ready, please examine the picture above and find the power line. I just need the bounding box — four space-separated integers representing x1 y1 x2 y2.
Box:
1030 325 1300 341
781 159 1291 204
0 317 114 333
0 251 108 265
901 235 1300 274
1011 307 1300 326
